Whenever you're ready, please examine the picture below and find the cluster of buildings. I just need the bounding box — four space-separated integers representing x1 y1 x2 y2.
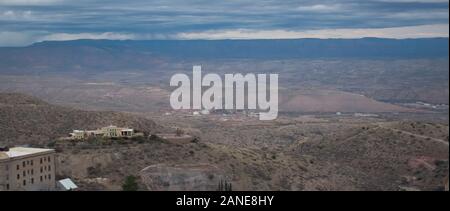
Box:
0 146 77 191
69 125 136 140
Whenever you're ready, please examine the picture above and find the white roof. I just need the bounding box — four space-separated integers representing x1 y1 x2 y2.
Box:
2 147 54 159
58 178 78 190
104 125 118 128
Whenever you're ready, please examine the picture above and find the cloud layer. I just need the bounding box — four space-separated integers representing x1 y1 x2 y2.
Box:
0 0 448 46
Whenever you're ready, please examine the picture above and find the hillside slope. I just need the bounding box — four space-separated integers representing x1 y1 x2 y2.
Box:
0 93 162 146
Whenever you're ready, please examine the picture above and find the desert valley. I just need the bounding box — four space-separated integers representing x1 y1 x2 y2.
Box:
0 39 448 191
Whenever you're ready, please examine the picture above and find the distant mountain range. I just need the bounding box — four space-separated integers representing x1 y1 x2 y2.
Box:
0 38 448 73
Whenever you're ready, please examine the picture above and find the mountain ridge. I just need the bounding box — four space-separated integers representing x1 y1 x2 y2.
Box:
0 38 448 73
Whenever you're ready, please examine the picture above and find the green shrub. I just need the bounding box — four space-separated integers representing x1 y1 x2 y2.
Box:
122 175 139 191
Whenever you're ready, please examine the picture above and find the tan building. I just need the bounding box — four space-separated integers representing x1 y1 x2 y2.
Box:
101 125 134 138
0 147 56 191
69 125 135 140
69 130 86 140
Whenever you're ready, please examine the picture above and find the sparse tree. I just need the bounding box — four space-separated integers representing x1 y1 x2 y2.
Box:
122 175 139 191
217 179 232 191
175 128 184 136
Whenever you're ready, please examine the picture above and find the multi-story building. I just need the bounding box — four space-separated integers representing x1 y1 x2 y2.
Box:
69 125 135 140
70 130 86 140
102 125 133 138
0 147 56 191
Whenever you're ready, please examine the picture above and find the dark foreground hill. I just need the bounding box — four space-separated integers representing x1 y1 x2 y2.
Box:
0 93 161 146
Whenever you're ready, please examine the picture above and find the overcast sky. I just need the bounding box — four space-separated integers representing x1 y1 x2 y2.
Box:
0 0 448 46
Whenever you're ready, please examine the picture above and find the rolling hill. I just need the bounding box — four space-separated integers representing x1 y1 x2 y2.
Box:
0 93 162 146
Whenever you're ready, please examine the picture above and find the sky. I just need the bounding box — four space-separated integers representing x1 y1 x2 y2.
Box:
0 0 448 46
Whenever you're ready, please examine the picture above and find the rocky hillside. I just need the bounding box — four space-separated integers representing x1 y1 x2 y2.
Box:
298 122 449 191
1 92 447 191
0 93 162 146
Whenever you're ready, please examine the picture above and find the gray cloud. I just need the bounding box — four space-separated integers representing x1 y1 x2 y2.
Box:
0 0 448 46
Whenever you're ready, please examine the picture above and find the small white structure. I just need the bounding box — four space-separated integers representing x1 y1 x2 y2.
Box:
248 112 259 118
57 178 78 191
200 110 210 115
354 113 379 117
